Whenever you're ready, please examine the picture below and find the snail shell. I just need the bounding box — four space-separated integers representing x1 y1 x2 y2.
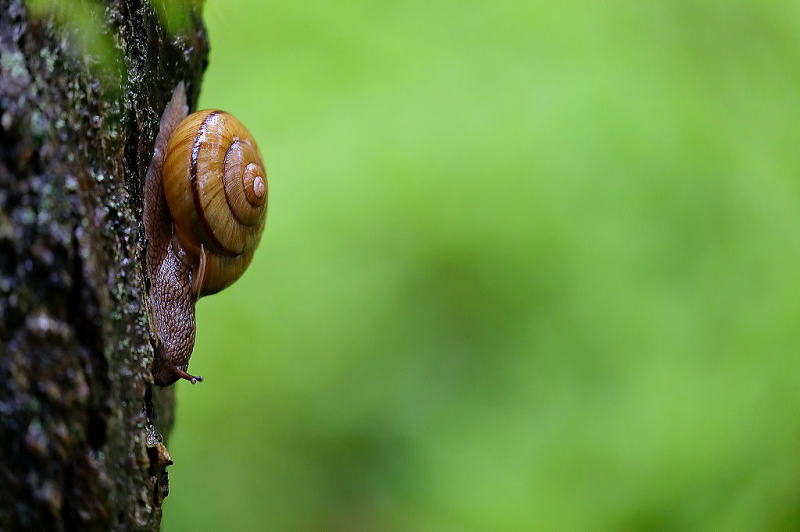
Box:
163 110 268 295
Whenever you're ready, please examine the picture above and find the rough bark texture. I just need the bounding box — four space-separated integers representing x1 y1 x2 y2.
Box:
0 0 207 529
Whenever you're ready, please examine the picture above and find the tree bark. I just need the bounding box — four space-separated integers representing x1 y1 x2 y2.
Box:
0 0 207 529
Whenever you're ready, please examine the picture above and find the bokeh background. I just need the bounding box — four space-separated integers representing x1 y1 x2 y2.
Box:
163 1 800 530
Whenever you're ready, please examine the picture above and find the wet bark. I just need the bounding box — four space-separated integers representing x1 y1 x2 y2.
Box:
0 0 207 529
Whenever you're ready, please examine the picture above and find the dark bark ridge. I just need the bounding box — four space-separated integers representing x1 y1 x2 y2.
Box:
0 0 207 529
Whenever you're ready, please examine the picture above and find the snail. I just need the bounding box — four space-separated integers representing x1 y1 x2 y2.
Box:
144 82 268 386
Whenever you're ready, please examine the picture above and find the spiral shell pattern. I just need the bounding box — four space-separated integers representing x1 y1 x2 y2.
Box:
163 110 268 294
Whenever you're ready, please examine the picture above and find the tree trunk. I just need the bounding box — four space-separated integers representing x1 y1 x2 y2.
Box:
0 0 207 529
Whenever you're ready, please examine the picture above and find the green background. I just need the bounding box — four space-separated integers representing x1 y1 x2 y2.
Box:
164 1 800 530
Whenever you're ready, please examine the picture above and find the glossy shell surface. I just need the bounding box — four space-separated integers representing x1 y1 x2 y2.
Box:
163 110 268 294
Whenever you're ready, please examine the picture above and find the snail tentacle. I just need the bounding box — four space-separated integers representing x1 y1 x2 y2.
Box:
174 367 204 385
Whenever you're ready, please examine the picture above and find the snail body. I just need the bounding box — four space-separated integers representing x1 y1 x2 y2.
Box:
144 83 268 386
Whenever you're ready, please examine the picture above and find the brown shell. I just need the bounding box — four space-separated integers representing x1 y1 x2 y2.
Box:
163 110 268 294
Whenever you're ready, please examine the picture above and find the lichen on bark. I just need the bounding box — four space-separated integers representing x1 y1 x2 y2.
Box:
0 0 208 529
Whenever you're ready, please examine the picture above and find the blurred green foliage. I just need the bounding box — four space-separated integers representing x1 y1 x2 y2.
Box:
26 0 121 87
163 1 800 530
